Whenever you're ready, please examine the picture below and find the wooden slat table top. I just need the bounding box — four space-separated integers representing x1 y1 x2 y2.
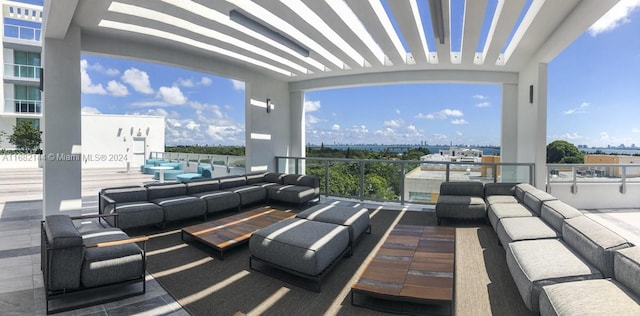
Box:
182 207 295 251
352 224 456 304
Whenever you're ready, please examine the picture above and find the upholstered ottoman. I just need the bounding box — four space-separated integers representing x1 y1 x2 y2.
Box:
176 173 203 183
496 217 560 246
296 205 370 254
249 218 349 291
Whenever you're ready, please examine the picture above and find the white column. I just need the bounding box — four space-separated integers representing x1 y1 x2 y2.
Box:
290 90 305 173
501 83 519 181
42 24 82 216
244 75 289 173
514 62 548 188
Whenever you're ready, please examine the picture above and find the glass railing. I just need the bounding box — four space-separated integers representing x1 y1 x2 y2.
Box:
149 151 246 177
4 24 41 41
547 163 640 192
5 99 41 113
4 63 40 79
276 156 535 205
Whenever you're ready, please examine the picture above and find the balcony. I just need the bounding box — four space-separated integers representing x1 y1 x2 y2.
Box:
3 23 41 42
4 99 41 114
3 63 40 83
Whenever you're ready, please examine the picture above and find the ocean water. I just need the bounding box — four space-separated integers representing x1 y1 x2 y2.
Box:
319 144 501 156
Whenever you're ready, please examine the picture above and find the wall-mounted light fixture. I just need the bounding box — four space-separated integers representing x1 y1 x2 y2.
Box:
266 98 272 113
529 85 534 104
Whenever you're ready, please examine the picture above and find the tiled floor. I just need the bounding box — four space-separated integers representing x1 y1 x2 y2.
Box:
0 168 638 315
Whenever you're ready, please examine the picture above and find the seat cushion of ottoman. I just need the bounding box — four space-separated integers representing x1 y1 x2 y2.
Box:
539 279 640 316
296 205 370 242
506 239 603 312
249 218 349 276
488 203 535 229
496 217 559 246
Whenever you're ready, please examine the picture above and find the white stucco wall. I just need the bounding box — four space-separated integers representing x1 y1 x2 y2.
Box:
81 113 164 169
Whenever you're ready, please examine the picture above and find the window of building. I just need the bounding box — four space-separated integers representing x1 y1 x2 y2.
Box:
13 51 41 78
16 118 40 130
408 192 431 202
14 85 41 113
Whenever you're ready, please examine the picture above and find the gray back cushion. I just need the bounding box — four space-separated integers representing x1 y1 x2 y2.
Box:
515 183 536 201
44 215 83 290
540 200 583 232
484 182 518 197
283 174 318 187
522 190 556 216
615 247 640 297
264 172 286 184
186 179 219 195
146 183 187 200
439 181 484 197
219 175 246 189
245 172 267 184
563 216 632 278
103 186 147 203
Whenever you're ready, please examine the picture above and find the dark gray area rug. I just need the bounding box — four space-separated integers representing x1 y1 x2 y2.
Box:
143 208 532 316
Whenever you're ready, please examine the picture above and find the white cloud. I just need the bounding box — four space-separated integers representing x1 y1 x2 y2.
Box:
157 86 187 105
632 128 640 133
80 59 107 95
407 125 418 132
473 94 488 100
106 80 129 96
600 132 611 141
416 109 464 120
185 120 200 130
307 115 323 124
122 68 154 94
433 133 448 141
130 101 171 107
332 124 340 131
384 119 402 128
475 102 491 108
562 132 583 140
200 77 212 86
563 102 590 115
177 78 194 87
589 0 640 36
206 124 244 142
86 62 120 76
395 109 401 115
105 68 120 76
350 125 369 134
451 119 468 125
375 127 396 136
231 79 245 91
305 100 321 112
80 106 101 114
456 131 463 136
190 101 224 119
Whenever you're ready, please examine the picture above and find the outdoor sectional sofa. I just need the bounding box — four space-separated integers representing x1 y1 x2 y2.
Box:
435 181 639 313
98 172 320 229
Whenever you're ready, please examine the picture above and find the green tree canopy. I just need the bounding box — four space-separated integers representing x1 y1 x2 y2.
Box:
547 140 583 163
9 121 41 153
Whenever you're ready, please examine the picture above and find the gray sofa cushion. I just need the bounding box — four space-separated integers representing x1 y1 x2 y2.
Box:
540 200 583 232
225 185 267 206
488 203 535 229
485 195 519 205
185 179 220 195
80 229 144 288
264 172 286 184
219 175 246 189
245 172 267 185
249 218 349 276
44 215 84 290
102 186 147 203
436 195 487 220
515 183 536 201
152 196 206 222
615 247 640 297
110 201 164 229
191 190 241 214
296 205 370 242
439 181 484 197
562 216 632 278
539 279 640 316
484 182 518 197
506 239 603 312
522 190 557 216
146 183 187 200
496 217 559 246
268 184 319 205
283 174 319 188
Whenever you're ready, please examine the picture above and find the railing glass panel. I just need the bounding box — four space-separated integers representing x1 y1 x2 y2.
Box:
4 24 41 41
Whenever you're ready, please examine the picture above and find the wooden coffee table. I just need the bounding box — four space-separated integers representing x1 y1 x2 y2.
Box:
351 225 456 314
181 207 295 259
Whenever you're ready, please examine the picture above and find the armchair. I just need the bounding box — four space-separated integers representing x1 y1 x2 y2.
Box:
41 214 148 314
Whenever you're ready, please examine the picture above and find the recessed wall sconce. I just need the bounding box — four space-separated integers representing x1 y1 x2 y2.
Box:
146 127 150 136
529 85 534 104
266 98 272 113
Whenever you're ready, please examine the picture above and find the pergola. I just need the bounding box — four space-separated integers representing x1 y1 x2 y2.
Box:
41 0 619 214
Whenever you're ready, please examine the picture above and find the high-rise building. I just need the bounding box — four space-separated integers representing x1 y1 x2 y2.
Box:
0 0 43 145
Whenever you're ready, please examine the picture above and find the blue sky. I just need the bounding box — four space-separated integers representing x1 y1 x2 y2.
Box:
79 1 640 147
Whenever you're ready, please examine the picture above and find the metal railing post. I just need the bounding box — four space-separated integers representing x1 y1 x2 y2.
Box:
295 158 299 174
571 166 578 194
620 166 627 194
324 160 329 197
493 163 498 183
445 163 450 182
359 160 365 201
400 162 406 205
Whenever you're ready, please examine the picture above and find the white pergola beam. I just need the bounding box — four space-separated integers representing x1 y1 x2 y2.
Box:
461 0 487 65
479 0 526 65
386 0 430 64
